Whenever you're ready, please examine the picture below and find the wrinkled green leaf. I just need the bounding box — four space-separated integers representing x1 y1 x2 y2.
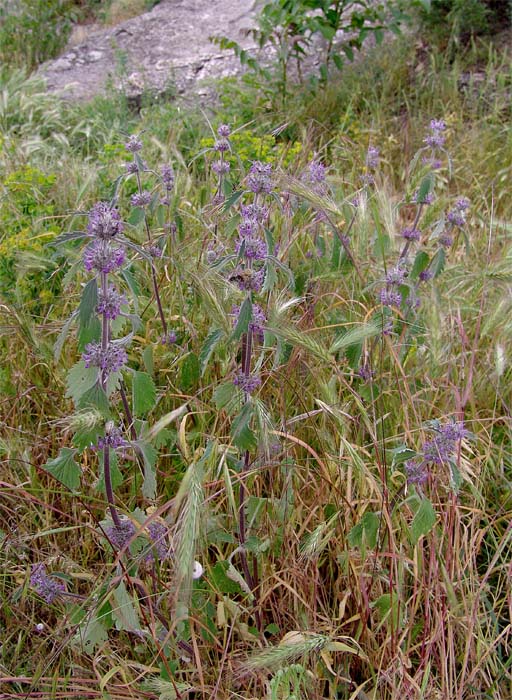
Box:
79 278 98 326
132 371 157 415
180 353 200 392
66 361 98 405
135 440 158 499
411 498 436 544
199 329 224 375
112 581 140 632
231 297 252 341
42 447 81 491
231 401 257 451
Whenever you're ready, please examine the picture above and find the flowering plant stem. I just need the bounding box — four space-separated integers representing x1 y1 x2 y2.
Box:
135 169 168 336
100 269 122 530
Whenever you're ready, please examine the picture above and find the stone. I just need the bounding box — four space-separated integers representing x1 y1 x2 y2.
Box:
38 0 259 102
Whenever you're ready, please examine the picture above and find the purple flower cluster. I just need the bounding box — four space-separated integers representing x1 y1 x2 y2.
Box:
30 564 66 603
105 519 136 550
95 424 128 451
145 520 171 563
217 124 231 138
413 189 435 205
422 119 446 170
302 159 328 196
131 191 152 208
233 371 262 394
401 227 421 242
161 164 175 191
366 146 380 169
230 266 265 293
423 119 446 149
87 202 124 240
405 420 469 487
357 364 375 382
97 285 127 320
235 235 267 261
84 240 125 274
125 135 143 153
447 197 470 228
404 459 429 487
212 160 230 175
83 341 128 375
246 161 273 195
231 303 266 336
214 138 230 153
386 263 407 286
379 288 402 308
211 125 232 184
124 161 140 174
161 330 177 345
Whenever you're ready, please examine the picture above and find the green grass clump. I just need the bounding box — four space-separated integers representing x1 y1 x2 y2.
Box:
0 16 511 700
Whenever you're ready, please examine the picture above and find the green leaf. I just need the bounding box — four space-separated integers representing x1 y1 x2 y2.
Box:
417 172 435 203
199 329 224 375
135 440 158 499
74 613 108 653
79 278 98 326
210 561 243 595
42 448 81 491
231 297 252 341
430 248 446 278
132 371 157 416
390 444 417 467
78 381 110 416
410 250 430 280
143 345 154 375
72 422 104 453
77 316 101 352
333 53 344 69
213 381 237 410
112 581 140 632
348 511 380 551
222 190 244 212
128 206 145 226
449 459 462 494
411 498 436 544
231 401 257 451
66 361 99 406
180 353 200 392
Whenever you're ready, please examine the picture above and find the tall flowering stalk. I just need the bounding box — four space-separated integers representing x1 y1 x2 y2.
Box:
82 202 130 530
231 161 274 599
124 134 170 341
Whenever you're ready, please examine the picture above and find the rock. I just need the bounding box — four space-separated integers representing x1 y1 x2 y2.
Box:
38 0 258 102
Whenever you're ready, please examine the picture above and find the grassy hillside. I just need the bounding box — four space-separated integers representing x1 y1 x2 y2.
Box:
0 6 511 699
